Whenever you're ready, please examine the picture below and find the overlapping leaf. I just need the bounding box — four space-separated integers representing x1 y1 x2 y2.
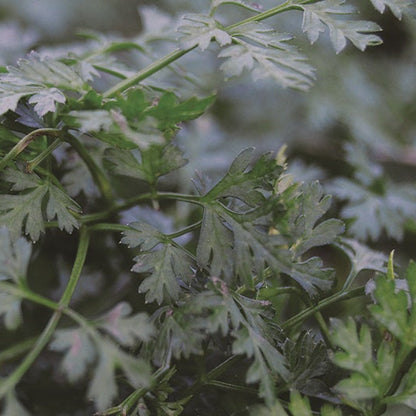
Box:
197 148 341 296
0 168 81 241
300 0 382 53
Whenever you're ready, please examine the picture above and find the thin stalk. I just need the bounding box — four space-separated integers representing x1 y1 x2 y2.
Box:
282 286 366 330
0 338 36 366
64 133 114 205
184 355 243 397
207 380 258 394
97 368 172 416
80 192 201 224
0 227 90 398
103 48 194 98
25 138 63 173
167 220 202 239
0 128 63 171
89 223 130 233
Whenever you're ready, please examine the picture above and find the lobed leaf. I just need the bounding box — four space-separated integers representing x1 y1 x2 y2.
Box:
121 222 194 304
0 51 87 116
300 0 382 53
0 168 81 241
369 0 414 19
220 23 315 90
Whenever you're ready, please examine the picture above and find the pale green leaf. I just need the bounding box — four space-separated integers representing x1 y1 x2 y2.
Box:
220 23 315 90
0 292 23 330
300 0 382 53
0 51 86 116
178 14 232 50
50 328 96 383
334 373 379 399
369 0 413 19
96 302 154 347
0 226 32 283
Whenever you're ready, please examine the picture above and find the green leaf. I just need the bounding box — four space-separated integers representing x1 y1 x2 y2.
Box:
300 0 382 53
368 262 416 347
96 302 154 347
197 149 339 295
283 331 332 396
288 390 313 416
146 92 216 133
0 51 86 116
233 325 287 405
49 328 96 383
0 226 32 283
105 143 187 184
329 317 393 402
220 23 315 90
290 182 344 256
0 168 81 241
334 373 379 400
153 306 207 361
121 222 194 304
369 0 413 19
178 14 232 51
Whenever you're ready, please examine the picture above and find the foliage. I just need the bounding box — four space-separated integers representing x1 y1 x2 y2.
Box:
0 0 415 415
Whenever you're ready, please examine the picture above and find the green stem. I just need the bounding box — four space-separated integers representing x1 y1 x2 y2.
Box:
25 138 63 173
80 192 201 224
64 133 114 205
282 286 366 330
167 220 202 239
206 380 258 394
226 1 296 30
0 128 63 171
89 223 130 233
0 227 90 398
0 338 37 366
103 48 194 98
184 355 243 397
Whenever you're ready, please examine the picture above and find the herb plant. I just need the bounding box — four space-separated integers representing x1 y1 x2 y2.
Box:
0 1 415 415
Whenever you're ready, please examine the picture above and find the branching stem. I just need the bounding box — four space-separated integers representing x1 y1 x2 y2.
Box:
0 227 90 398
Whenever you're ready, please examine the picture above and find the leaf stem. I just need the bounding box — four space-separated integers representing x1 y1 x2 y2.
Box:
0 338 37 366
64 133 114 205
0 128 63 171
103 48 194 98
0 226 90 398
282 286 366 330
24 138 63 173
167 220 202 239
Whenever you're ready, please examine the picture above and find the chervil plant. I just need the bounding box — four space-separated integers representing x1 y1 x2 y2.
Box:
0 0 415 415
